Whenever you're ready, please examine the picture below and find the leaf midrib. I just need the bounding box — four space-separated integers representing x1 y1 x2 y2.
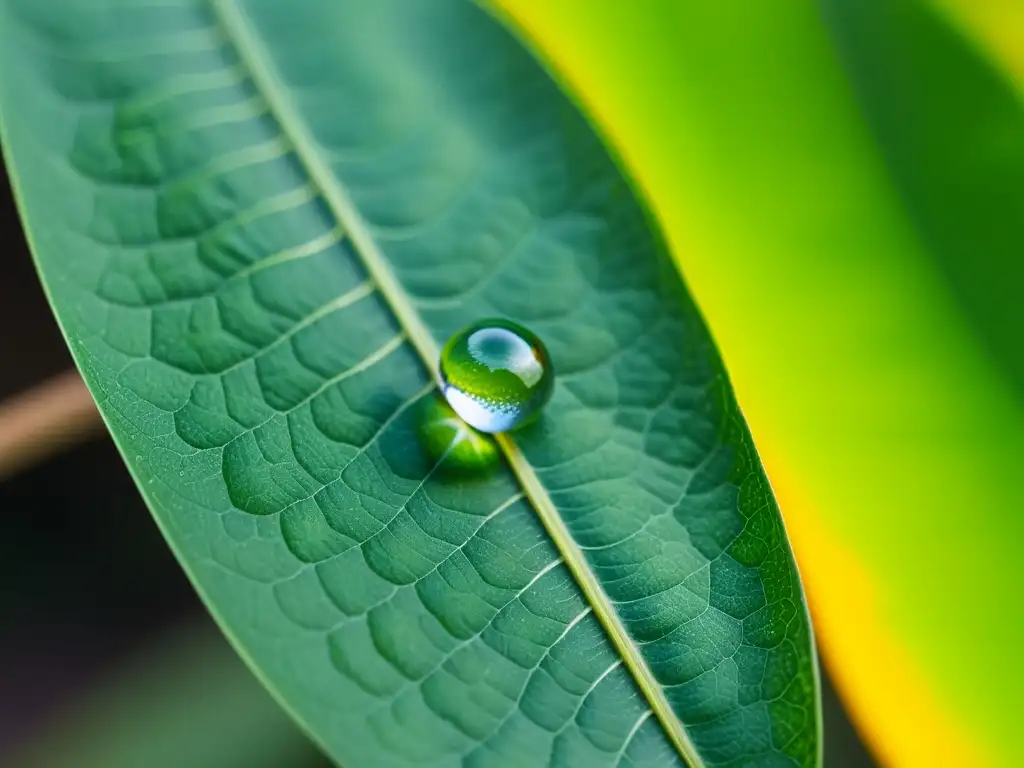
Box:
210 0 701 763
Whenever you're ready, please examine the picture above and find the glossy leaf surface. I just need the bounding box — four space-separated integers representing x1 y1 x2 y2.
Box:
491 0 1024 764
0 0 819 766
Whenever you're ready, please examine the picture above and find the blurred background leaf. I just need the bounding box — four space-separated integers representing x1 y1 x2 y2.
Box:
933 0 1024 93
495 0 1024 765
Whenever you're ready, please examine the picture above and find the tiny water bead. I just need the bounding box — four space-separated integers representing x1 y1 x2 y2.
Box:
439 319 554 433
415 393 499 474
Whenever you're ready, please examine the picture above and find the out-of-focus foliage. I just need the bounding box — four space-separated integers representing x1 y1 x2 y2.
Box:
934 0 1024 94
495 0 1024 765
11 623 326 768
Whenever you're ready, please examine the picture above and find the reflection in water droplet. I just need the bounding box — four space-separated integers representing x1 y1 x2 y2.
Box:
415 393 499 475
439 318 554 433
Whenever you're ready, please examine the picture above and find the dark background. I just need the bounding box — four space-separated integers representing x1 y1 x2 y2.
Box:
0 159 877 766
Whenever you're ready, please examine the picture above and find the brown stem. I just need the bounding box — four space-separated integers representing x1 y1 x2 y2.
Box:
0 369 105 480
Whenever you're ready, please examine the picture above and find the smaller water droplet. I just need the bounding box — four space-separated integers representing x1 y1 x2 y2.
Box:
415 393 499 475
439 318 553 433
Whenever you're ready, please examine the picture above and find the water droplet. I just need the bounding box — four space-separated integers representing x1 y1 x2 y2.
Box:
439 318 553 433
416 393 499 474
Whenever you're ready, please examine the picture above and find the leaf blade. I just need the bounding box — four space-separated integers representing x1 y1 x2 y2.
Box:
0 0 820 765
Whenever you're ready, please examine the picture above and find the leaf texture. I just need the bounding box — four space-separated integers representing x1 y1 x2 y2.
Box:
0 0 820 765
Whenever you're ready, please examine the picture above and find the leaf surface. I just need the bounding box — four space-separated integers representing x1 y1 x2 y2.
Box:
0 1 819 765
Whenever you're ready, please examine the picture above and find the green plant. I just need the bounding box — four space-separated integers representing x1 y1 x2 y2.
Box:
0 0 820 766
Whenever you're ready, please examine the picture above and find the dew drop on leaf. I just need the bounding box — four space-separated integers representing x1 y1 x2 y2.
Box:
439 318 554 433
415 393 499 475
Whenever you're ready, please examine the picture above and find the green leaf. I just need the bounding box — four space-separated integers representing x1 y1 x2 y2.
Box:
0 1 820 766
823 0 1024 400
819 0 1024 759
